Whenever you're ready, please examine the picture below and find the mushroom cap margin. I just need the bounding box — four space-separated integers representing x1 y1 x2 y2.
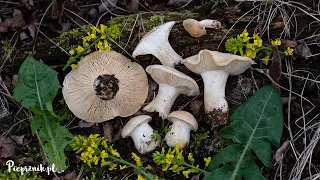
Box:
167 111 198 131
121 115 152 138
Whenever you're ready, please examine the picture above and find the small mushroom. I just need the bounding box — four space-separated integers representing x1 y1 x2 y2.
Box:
132 21 182 67
181 49 255 115
62 51 148 123
165 111 198 148
121 115 160 154
144 65 200 119
183 19 221 38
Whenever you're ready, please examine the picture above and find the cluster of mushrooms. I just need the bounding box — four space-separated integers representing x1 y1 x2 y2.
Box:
62 19 255 154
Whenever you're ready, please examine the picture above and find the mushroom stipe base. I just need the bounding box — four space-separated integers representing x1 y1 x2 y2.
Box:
94 74 120 100
206 110 229 129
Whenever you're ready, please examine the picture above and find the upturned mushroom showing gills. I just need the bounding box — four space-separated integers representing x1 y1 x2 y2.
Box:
181 49 255 116
144 65 199 119
165 111 198 148
183 19 222 38
121 115 160 154
132 21 182 67
62 51 148 123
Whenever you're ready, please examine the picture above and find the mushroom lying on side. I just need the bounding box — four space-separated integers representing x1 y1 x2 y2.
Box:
183 19 221 38
144 65 200 119
165 111 198 148
121 115 160 154
62 51 148 123
132 21 182 67
181 49 255 116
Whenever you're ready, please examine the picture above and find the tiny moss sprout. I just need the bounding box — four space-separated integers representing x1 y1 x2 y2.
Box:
152 145 211 178
225 30 294 65
70 134 155 180
63 24 120 70
0 170 41 180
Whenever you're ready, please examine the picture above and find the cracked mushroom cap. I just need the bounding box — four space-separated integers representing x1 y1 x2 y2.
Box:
121 115 152 138
62 51 148 123
182 49 255 75
167 111 198 131
146 65 199 96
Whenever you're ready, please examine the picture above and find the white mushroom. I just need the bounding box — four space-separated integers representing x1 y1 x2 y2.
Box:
165 111 198 148
121 115 160 154
183 19 221 38
181 49 255 115
62 51 148 123
144 65 200 119
132 21 182 67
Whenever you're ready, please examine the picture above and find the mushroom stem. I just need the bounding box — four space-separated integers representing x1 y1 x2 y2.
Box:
143 84 180 118
130 123 158 154
199 19 222 29
201 70 229 113
165 120 192 148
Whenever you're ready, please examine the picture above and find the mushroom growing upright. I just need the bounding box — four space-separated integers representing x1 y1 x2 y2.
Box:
62 51 148 123
144 65 200 119
132 21 182 67
121 115 160 154
183 19 221 38
181 49 255 115
165 111 198 148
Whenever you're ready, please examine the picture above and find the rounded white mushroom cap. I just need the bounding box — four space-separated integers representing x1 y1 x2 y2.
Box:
62 51 148 123
146 65 199 96
167 111 198 131
165 111 198 148
121 115 160 154
121 115 152 138
182 49 255 75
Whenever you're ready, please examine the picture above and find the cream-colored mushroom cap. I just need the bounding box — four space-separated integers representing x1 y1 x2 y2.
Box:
167 111 198 131
183 19 206 38
62 51 148 123
182 49 255 75
146 65 199 96
121 115 152 138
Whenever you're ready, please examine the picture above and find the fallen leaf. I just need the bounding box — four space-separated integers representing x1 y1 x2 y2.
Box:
189 100 203 114
78 120 95 128
21 0 32 10
0 18 13 32
0 136 16 158
98 0 118 13
295 43 312 59
269 46 282 93
11 9 25 29
191 174 201 180
274 140 289 163
10 135 25 145
53 170 77 180
103 121 114 142
128 0 139 11
167 0 193 6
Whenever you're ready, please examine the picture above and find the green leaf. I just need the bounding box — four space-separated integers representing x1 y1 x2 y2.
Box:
13 56 71 172
204 85 283 180
221 85 283 167
13 56 61 114
152 130 161 140
31 111 72 171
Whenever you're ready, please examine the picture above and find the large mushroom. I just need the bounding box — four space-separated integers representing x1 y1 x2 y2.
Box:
165 111 198 148
62 51 148 123
132 21 182 67
121 115 160 154
144 65 199 119
181 49 255 116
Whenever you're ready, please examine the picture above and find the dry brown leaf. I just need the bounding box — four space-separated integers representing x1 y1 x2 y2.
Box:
0 18 13 33
269 46 282 93
12 9 25 29
189 100 203 114
0 135 16 158
10 135 25 145
21 0 32 10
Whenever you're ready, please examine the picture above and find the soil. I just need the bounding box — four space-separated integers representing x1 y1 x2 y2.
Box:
1 0 320 179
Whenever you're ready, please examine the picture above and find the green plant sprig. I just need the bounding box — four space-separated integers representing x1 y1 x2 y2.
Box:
225 30 294 65
153 145 211 178
70 134 154 180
